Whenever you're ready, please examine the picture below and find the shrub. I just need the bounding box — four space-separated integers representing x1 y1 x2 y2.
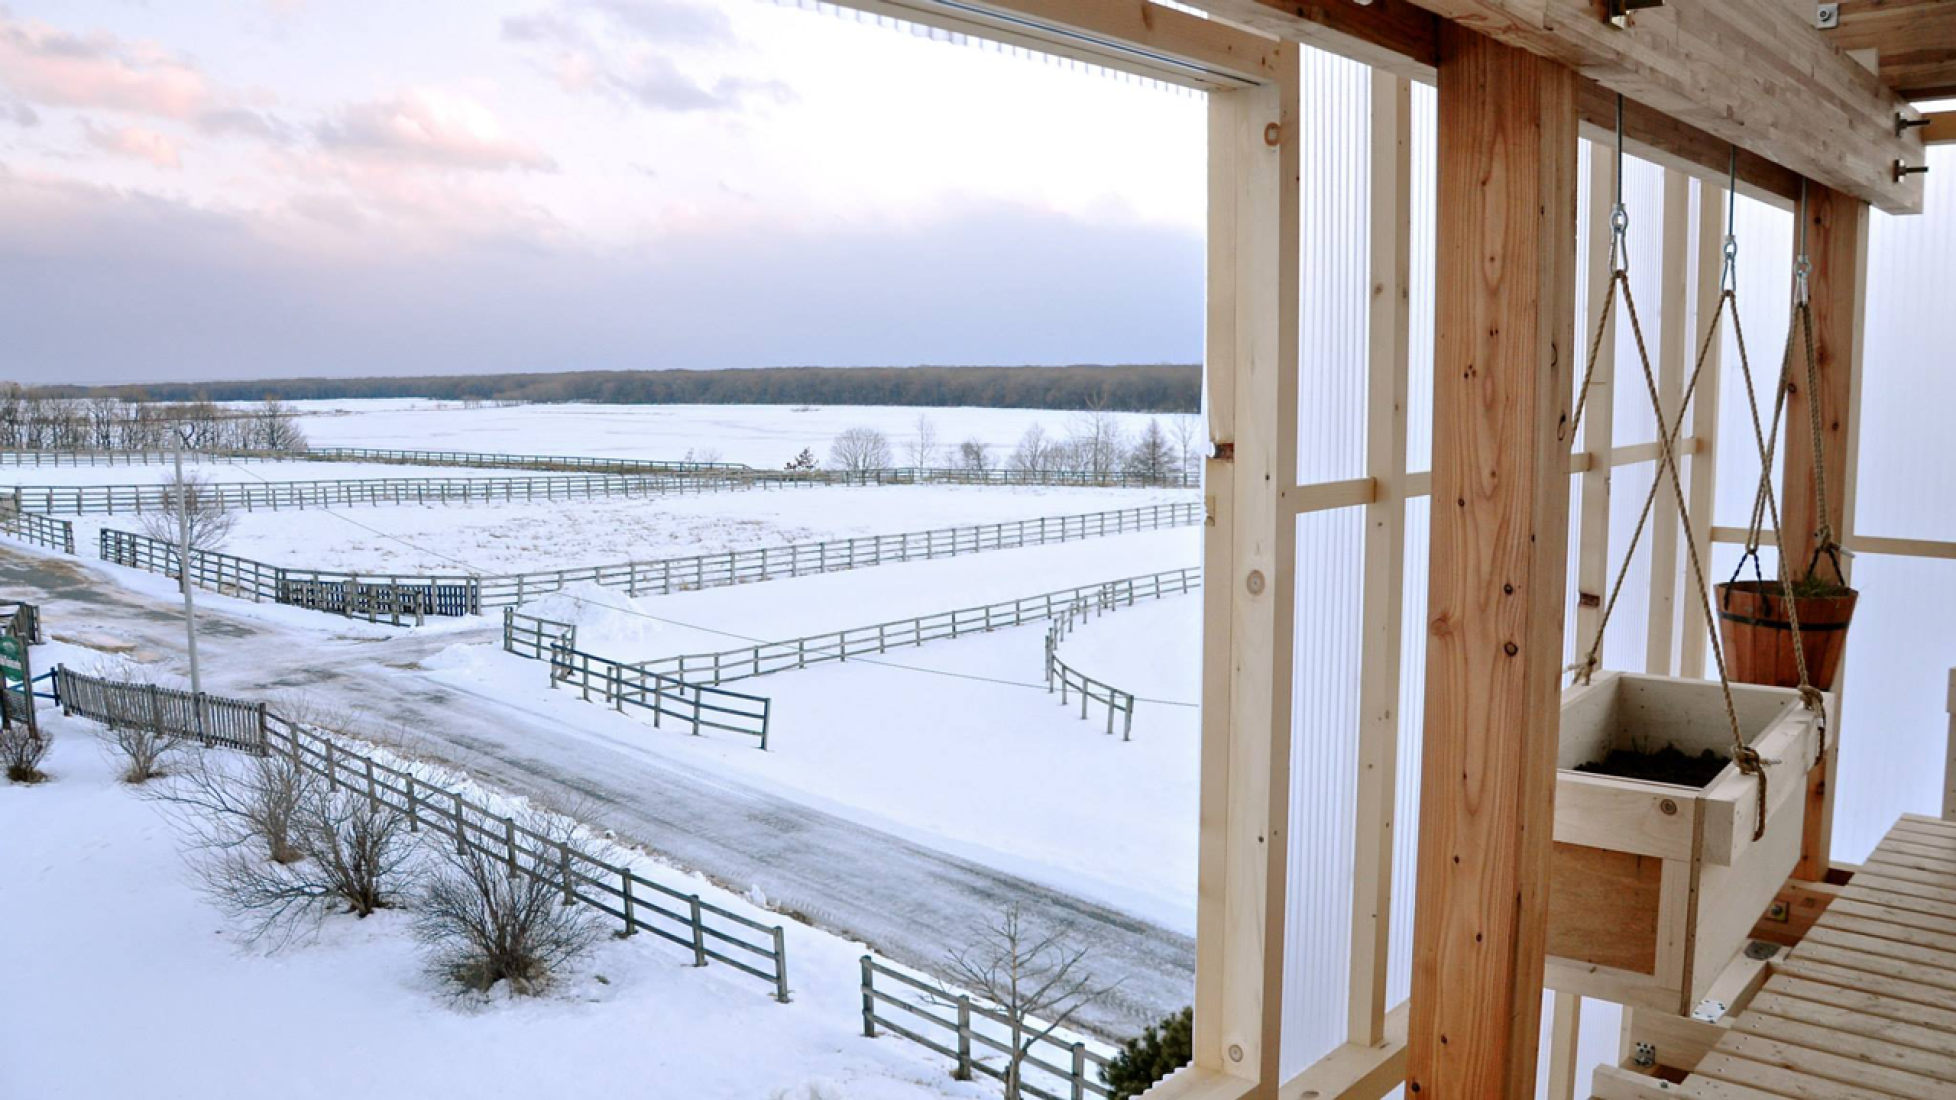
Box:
106 717 175 784
196 783 415 943
1102 1006 1193 1099
1 724 50 783
414 810 600 995
160 745 318 864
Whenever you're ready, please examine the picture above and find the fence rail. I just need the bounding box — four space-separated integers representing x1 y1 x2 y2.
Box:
502 608 576 659
0 449 293 468
55 666 268 752
10 472 751 516
640 567 1203 687
1044 599 1139 741
0 509 75 553
546 644 773 747
53 665 791 999
860 956 1112 1100
1 602 43 645
479 500 1203 607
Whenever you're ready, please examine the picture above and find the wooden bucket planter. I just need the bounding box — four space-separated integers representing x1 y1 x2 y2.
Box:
1545 672 1827 1014
1716 580 1857 691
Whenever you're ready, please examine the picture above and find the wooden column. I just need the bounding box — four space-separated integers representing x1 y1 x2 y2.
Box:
1408 24 1577 1100
1645 168 1691 677
1678 179 1726 682
1785 181 1868 883
1193 42 1298 1096
1572 145 1616 669
1348 68 1412 1052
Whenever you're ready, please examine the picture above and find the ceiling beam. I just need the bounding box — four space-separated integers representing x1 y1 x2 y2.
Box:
1928 111 1956 144
815 0 1283 90
1181 0 1928 213
1828 0 1956 100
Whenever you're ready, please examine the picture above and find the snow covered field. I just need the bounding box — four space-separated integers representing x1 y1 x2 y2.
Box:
0 704 993 1100
59 484 1192 578
0 459 542 488
291 399 1197 470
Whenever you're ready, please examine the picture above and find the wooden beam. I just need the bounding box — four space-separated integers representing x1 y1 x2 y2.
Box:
1194 42 1298 1092
1830 0 1956 100
1928 112 1956 145
1679 178 1727 682
816 0 1282 89
1349 68 1413 1052
1782 182 1867 884
1645 168 1691 677
1179 0 1927 213
1545 992 1583 1100
1572 145 1618 674
1408 24 1578 1100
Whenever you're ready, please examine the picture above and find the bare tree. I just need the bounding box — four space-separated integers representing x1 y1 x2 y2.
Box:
830 427 894 474
946 905 1116 1099
259 398 308 451
1 724 50 784
1124 419 1175 485
195 782 416 944
908 414 940 469
1169 414 1203 485
1067 406 1128 481
957 438 993 473
1010 423 1056 475
140 469 236 557
414 808 601 995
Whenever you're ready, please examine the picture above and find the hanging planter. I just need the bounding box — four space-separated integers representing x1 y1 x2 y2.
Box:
1717 577 1857 691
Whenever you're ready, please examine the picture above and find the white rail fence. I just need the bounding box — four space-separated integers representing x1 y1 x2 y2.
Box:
11 472 743 516
0 509 74 554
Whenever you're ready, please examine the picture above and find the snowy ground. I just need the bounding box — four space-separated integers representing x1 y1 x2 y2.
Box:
0 695 993 1100
289 399 1198 471
59 484 1192 578
1055 595 1202 708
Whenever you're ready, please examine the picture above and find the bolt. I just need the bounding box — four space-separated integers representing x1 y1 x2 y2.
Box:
1263 123 1281 147
1660 798 1678 816
1246 570 1265 596
1228 1043 1244 1063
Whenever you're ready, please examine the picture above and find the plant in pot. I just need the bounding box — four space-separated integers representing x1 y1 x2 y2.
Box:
1716 547 1856 691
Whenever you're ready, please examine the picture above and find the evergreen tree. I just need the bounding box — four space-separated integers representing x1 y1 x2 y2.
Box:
1101 1006 1192 1099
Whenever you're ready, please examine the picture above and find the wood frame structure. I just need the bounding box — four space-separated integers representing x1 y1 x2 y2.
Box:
797 2 1948 1098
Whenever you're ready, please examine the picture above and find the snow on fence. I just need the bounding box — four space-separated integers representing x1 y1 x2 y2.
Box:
481 500 1204 606
54 665 793 999
502 607 576 658
55 667 269 753
1043 600 1139 741
2 602 44 645
11 471 741 516
0 509 75 554
547 645 774 748
637 566 1204 687
860 956 1113 1100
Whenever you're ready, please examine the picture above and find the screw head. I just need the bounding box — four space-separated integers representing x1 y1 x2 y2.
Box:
1263 123 1281 147
1246 570 1265 596
1660 798 1678 816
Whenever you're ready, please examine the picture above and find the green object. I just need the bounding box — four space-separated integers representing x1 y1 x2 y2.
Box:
1101 1006 1193 1099
0 635 23 688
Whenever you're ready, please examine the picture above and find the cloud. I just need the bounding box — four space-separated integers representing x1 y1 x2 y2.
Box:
601 54 792 113
83 122 182 169
503 0 790 114
0 14 215 120
0 95 36 126
314 89 554 172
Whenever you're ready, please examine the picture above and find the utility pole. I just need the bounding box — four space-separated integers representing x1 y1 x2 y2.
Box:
173 434 201 696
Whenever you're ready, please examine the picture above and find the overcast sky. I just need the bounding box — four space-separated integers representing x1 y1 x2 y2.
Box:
0 0 1207 385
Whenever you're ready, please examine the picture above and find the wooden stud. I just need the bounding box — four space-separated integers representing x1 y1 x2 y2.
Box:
1544 992 1582 1100
1678 178 1726 682
1572 141 1618 673
1191 41 1298 1096
1348 68 1413 1053
1645 168 1690 677
1408 24 1578 1100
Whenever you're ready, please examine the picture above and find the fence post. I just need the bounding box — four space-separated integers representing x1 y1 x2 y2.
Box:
559 841 574 905
364 757 377 808
622 872 637 935
504 817 518 872
325 740 337 787
1072 1043 1087 1100
145 682 164 740
689 896 708 966
861 957 877 1036
958 996 974 1079
406 774 420 831
770 926 791 1002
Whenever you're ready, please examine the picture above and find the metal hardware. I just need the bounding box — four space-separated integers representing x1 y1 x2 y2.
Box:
1607 0 1665 28
1816 3 1839 30
1899 114 1932 137
1633 1042 1657 1068
1691 998 1727 1022
1745 940 1782 961
1895 160 1931 182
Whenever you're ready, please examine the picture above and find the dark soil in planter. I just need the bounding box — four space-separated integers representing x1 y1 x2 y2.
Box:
1574 744 1730 789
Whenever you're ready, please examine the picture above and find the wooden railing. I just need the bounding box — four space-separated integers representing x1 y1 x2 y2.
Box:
639 567 1203 687
1 602 44 646
55 665 791 999
0 509 75 554
11 472 742 516
544 645 773 747
1043 599 1139 741
479 500 1203 606
860 955 1113 1100
502 607 576 659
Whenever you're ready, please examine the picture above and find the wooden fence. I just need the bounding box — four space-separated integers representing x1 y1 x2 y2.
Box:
545 645 773 747
54 665 792 999
1 602 43 645
0 509 75 553
502 607 576 659
1043 599 1138 741
637 567 1204 687
0 450 289 468
55 666 269 752
99 528 474 623
11 472 746 516
860 956 1113 1100
478 500 1203 607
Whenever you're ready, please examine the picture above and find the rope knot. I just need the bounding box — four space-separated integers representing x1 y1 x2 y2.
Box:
1566 654 1599 686
1732 744 1763 776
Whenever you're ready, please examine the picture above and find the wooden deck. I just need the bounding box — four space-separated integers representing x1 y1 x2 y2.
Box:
1600 813 1956 1099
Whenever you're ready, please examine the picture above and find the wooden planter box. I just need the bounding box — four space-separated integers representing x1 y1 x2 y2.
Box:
1545 672 1827 1014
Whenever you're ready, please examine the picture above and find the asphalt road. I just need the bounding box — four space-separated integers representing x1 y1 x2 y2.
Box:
0 547 1195 1036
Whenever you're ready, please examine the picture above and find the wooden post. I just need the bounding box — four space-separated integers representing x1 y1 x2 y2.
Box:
1544 992 1582 1100
861 956 877 1037
1645 168 1691 677
1192 41 1296 1091
1572 137 1617 670
957 995 974 1079
1349 67 1412 1051
1408 26 1577 1100
690 895 708 966
1679 179 1726 681
1786 181 1867 884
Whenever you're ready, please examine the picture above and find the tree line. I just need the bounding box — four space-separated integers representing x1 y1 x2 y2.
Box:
0 387 308 452
825 411 1203 484
26 364 1200 414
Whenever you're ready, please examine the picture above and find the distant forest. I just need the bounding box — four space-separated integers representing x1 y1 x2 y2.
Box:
36 365 1202 414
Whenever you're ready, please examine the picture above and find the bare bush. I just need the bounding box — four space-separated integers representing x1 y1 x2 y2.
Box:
829 427 893 474
106 718 175 784
1 723 50 783
194 781 415 944
139 469 236 558
414 809 601 995
946 905 1115 1099
957 438 993 473
156 743 319 864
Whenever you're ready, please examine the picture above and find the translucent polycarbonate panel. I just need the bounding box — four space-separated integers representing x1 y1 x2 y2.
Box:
1386 494 1430 1008
1607 155 1669 449
1294 48 1373 487
1405 83 1437 474
1282 504 1366 1076
1710 193 1793 530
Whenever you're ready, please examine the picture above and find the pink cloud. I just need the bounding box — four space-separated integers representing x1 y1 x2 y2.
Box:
84 123 183 170
0 15 215 121
315 89 554 173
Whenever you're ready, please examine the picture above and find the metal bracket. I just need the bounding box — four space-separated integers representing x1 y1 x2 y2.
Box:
1633 1042 1657 1068
1895 160 1932 183
1816 3 1840 30
1607 0 1665 28
1691 998 1728 1023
